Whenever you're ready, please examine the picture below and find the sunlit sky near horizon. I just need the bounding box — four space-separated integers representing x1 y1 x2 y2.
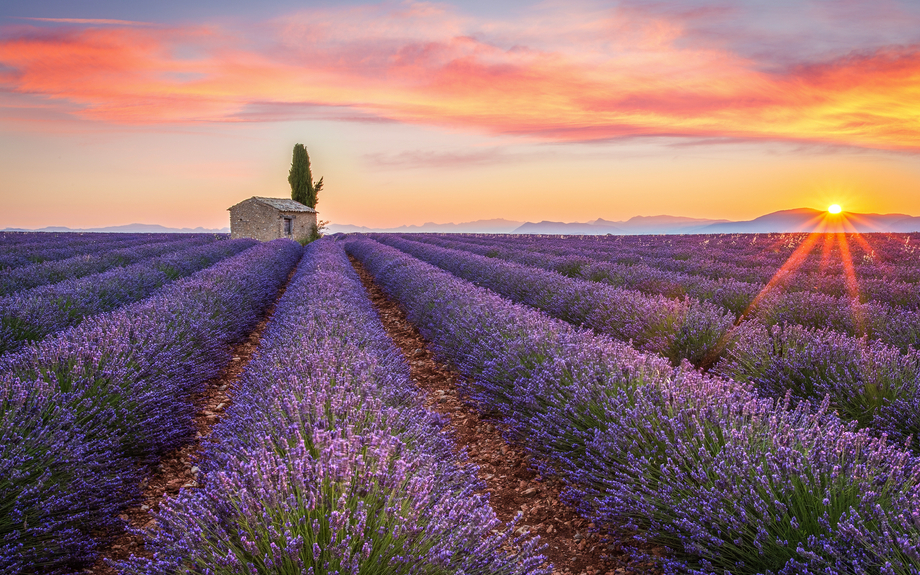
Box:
2 0 920 229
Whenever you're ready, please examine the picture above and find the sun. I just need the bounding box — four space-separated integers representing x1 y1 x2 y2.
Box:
828 204 842 214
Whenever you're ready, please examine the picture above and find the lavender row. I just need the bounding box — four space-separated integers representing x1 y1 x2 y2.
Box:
714 321 920 446
0 239 302 573
0 232 171 248
416 232 920 314
0 233 183 271
376 234 920 445
0 238 257 355
345 236 920 574
0 232 160 269
456 232 920 285
432 233 920 310
0 232 113 248
396 234 920 352
120 239 547 575
0 234 220 296
373 234 735 366
396 233 761 314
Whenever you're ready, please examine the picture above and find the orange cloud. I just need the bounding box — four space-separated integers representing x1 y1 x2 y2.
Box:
1 2 919 151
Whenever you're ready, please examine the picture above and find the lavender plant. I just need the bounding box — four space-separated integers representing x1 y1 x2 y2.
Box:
402 234 920 435
0 238 257 355
570 375 920 574
715 321 920 445
345 236 920 574
407 233 920 349
0 239 302 573
0 377 137 572
372 234 735 367
121 239 547 575
0 233 180 270
409 232 920 318
0 234 218 296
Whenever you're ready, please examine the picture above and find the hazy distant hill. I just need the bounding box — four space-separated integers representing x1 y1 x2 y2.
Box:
698 208 920 233
330 209 920 235
513 220 623 234
515 215 727 235
327 218 524 234
3 223 229 233
10 209 920 236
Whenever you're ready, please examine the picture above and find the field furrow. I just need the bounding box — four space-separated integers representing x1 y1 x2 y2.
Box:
349 253 661 575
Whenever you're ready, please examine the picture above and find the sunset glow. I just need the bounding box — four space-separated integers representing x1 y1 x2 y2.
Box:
1 1 919 229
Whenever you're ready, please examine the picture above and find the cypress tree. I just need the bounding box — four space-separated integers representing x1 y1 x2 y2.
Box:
288 144 312 206
287 144 323 208
312 176 323 208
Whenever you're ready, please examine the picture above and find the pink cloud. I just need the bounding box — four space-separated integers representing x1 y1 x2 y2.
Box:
0 1 919 151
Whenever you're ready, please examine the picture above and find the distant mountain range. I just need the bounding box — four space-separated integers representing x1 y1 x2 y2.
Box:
327 218 524 234
513 215 730 235
697 208 920 233
8 209 920 236
330 209 920 235
2 223 230 234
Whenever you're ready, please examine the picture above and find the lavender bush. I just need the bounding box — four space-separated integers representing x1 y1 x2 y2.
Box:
402 233 920 349
373 234 734 367
428 232 920 298
0 233 179 270
121 239 547 575
346 236 920 574
715 320 920 446
0 238 257 355
0 234 218 296
399 233 762 315
392 235 920 441
0 239 302 573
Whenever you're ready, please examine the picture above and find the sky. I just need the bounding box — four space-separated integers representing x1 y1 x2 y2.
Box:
1 0 920 229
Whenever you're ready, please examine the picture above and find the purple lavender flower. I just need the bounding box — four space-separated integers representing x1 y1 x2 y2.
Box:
0 238 257 355
0 239 301 573
345 236 920 574
119 239 548 575
0 234 219 296
0 232 185 271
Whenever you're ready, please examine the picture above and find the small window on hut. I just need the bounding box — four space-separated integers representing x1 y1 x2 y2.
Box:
283 217 292 235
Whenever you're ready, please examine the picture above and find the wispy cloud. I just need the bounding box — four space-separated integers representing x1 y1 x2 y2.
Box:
225 101 399 124
1 1 919 151
13 17 156 27
364 147 538 169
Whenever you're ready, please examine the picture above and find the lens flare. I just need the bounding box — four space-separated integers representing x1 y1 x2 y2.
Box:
828 204 842 214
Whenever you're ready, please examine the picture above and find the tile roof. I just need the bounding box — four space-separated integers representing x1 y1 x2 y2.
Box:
248 197 317 213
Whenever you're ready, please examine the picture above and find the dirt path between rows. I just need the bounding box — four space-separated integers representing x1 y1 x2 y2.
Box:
349 256 660 575
87 268 296 574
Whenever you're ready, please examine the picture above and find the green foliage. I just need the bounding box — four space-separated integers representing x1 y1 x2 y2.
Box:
288 144 323 208
313 176 323 207
298 220 330 246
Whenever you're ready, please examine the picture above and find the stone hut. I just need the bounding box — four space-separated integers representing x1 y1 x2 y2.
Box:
228 197 317 243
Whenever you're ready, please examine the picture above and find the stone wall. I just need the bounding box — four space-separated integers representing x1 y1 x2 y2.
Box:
229 200 317 242
284 209 317 243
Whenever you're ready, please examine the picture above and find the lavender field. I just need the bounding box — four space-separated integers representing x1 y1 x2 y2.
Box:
3 231 920 574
